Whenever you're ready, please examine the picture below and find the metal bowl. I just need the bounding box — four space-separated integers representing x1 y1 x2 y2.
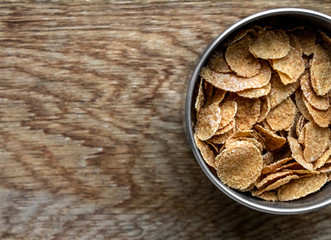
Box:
185 8 331 214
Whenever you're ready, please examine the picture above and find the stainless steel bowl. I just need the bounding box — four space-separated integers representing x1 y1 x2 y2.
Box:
185 8 331 215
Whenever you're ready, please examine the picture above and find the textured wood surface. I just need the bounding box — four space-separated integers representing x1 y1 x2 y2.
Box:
0 1 330 239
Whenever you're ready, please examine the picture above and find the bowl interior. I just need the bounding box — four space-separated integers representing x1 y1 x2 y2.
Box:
186 9 331 214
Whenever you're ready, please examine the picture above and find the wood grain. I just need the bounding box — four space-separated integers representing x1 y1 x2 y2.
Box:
0 1 330 239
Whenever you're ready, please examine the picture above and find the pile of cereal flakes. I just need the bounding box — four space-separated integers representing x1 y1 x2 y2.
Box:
194 26 331 201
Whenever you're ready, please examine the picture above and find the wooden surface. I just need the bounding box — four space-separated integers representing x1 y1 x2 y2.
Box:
0 1 330 239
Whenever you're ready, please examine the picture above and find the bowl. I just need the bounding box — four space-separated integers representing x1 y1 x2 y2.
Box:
185 8 331 214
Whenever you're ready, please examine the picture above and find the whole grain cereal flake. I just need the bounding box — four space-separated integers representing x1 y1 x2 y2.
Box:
303 121 331 163
277 173 327 201
194 134 216 168
237 82 271 98
272 46 305 85
268 73 299 109
254 125 286 151
199 61 271 92
195 102 222 141
300 71 329 110
215 141 263 190
249 29 290 59
225 35 261 77
218 101 237 128
310 44 331 96
266 97 297 131
195 79 205 113
302 94 331 128
207 49 232 73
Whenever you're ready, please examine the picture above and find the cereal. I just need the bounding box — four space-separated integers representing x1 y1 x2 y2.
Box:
255 175 300 195
272 46 305 85
215 141 263 190
257 96 271 122
208 49 232 73
207 128 235 145
263 152 274 166
289 33 302 54
295 90 314 122
310 45 331 96
215 120 235 135
194 25 330 202
195 79 204 113
237 82 271 98
225 35 261 77
194 134 216 168
219 101 237 128
232 95 260 131
254 125 286 151
250 29 290 59
297 122 306 145
294 29 316 56
195 102 222 141
205 88 227 107
303 122 331 162
223 27 256 46
288 136 314 171
277 173 327 201
317 164 331 173
204 81 214 101
296 115 306 139
300 71 329 110
268 73 299 109
252 191 278 201
226 137 263 153
302 94 331 128
200 61 271 92
261 157 293 175
266 97 297 131
255 171 291 189
314 148 331 170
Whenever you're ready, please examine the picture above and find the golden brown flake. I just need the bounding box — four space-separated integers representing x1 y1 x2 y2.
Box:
252 191 278 201
272 46 305 85
219 101 237 128
294 29 316 56
194 134 216 168
200 61 271 92
300 71 329 110
195 79 205 113
225 35 261 77
277 173 327 201
257 96 271 122
195 102 222 141
254 125 286 151
261 157 293 175
233 96 261 131
310 44 331 96
266 97 297 131
237 82 271 98
295 90 314 122
303 121 331 162
250 29 290 59
208 49 232 73
268 73 299 109
215 141 263 190
302 94 331 128
287 136 314 171
215 120 235 135
314 148 331 170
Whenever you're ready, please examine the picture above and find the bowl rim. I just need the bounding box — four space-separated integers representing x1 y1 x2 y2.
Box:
185 8 331 215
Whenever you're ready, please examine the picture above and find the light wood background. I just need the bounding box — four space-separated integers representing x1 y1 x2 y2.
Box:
0 1 330 239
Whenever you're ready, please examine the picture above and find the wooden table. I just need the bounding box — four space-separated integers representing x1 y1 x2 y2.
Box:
0 1 330 239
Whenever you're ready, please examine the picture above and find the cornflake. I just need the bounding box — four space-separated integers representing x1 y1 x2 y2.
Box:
194 25 330 202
